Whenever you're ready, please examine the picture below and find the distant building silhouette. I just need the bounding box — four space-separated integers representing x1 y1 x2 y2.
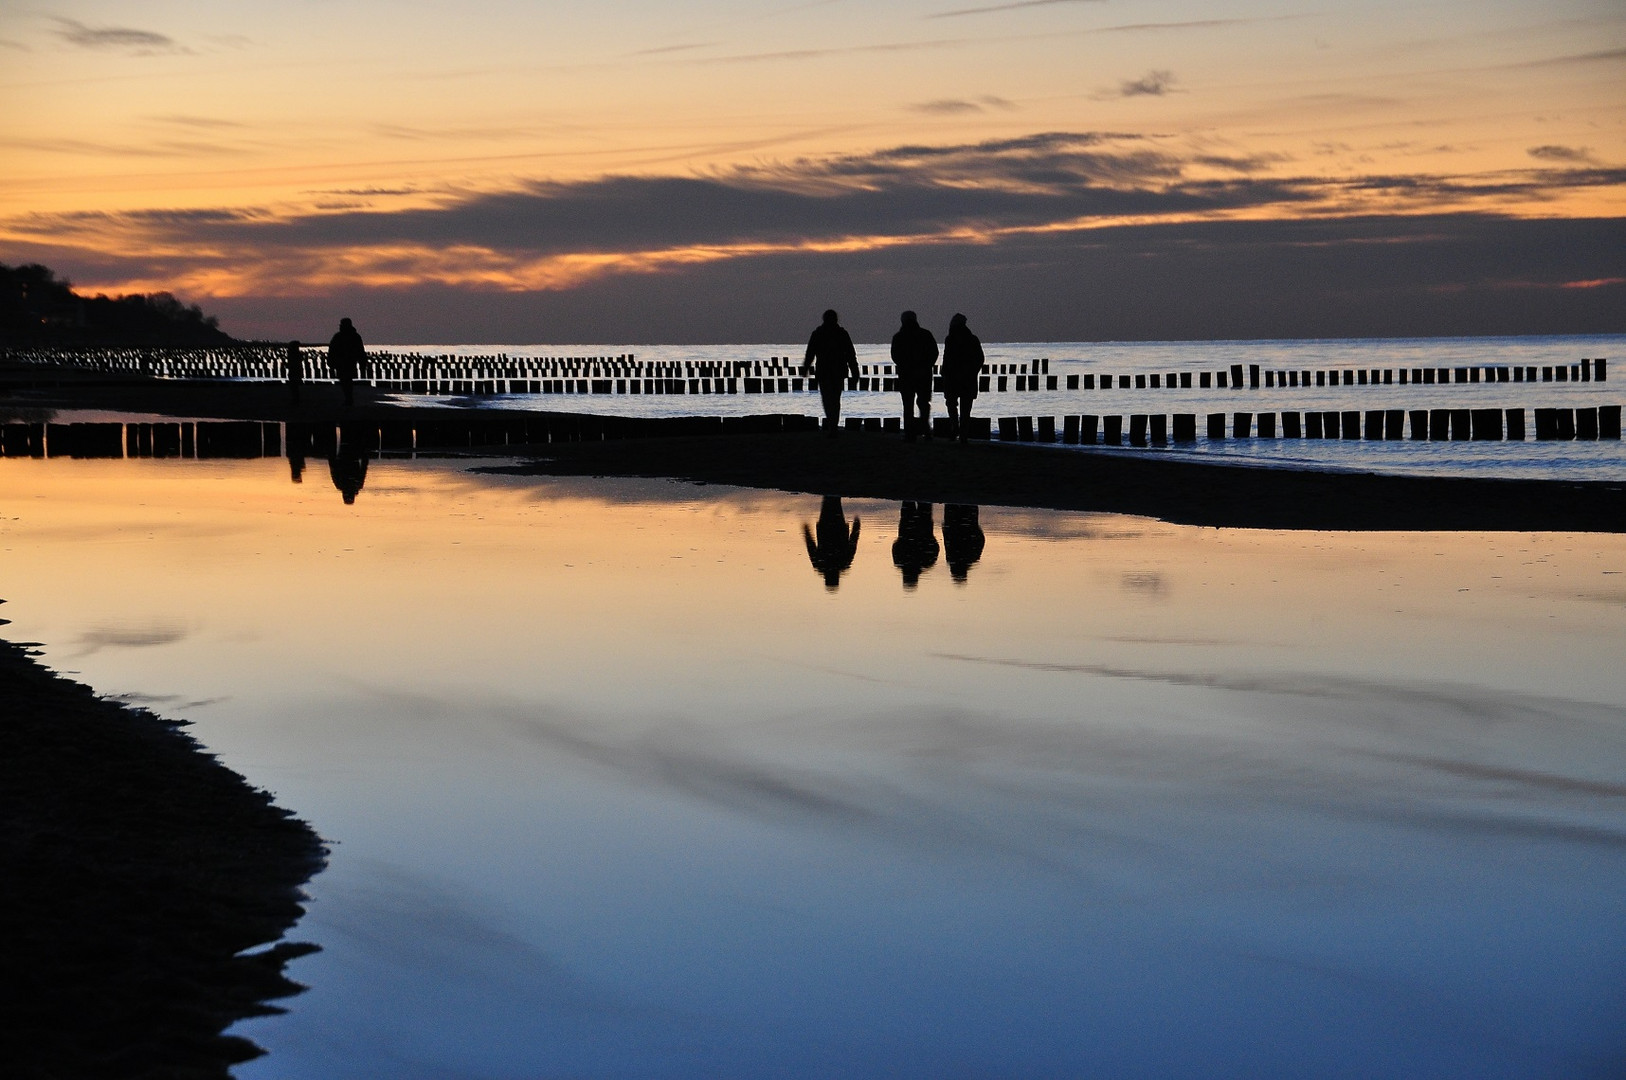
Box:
892 501 940 588
804 496 861 590
941 504 985 583
804 309 860 435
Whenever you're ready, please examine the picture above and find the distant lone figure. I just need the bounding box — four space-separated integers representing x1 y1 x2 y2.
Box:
941 504 985 583
890 311 938 441
804 309 860 436
891 501 940 588
803 496 861 590
328 318 366 407
940 314 984 442
286 340 303 405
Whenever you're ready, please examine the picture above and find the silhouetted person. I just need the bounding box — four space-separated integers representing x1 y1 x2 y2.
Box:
804 309 860 436
328 444 368 505
286 340 303 405
289 450 305 484
940 313 984 442
891 311 938 441
803 496 861 590
941 504 985 583
891 501 939 589
328 318 366 406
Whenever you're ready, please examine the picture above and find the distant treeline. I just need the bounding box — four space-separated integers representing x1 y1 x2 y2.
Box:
0 262 236 347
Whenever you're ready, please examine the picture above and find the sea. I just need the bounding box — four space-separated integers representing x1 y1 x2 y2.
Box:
371 335 1626 482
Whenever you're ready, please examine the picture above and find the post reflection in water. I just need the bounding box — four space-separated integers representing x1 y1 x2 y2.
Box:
802 495 861 591
892 500 940 589
941 504 985 583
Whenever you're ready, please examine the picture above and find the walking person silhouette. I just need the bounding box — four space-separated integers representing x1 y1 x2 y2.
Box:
891 311 938 441
804 309 860 436
803 496 861 590
327 318 366 407
941 504 986 583
891 501 940 588
940 313 984 442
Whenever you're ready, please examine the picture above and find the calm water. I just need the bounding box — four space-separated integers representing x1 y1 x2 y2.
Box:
376 335 1626 481
3 456 1625 1078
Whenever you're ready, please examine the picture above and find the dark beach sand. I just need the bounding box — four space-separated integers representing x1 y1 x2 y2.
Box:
0 633 326 1078
5 373 1623 530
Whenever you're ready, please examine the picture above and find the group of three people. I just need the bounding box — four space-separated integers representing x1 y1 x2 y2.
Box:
805 309 986 442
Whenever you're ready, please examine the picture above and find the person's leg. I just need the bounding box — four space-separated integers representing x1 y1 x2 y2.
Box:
900 386 916 440
944 394 960 439
340 375 353 406
919 386 932 440
958 394 973 441
820 379 841 435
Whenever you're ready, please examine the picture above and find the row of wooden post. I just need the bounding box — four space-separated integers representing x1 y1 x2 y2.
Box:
991 406 1622 444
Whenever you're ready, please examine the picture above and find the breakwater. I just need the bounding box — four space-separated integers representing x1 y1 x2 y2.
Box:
4 402 1619 463
1 345 1606 397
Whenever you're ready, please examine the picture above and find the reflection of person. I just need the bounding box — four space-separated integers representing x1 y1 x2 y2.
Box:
803 496 861 591
891 501 939 589
941 504 985 583
891 311 938 441
804 309 860 436
286 340 303 405
328 444 368 505
940 314 984 443
327 318 366 407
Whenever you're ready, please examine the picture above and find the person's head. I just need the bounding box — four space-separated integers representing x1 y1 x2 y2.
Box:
950 313 967 330
339 317 353 330
900 310 918 327
288 339 300 352
822 309 839 325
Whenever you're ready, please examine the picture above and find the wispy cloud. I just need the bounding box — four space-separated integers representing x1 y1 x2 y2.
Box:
1527 144 1596 165
0 37 30 52
628 41 723 56
74 623 188 655
909 95 1018 114
1117 70 1176 97
51 17 186 55
149 114 246 130
931 0 1106 18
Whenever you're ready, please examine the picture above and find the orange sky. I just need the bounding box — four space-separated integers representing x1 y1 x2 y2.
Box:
1 2 1622 340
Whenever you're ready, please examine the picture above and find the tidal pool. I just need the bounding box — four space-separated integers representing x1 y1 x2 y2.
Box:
2 456 1624 1078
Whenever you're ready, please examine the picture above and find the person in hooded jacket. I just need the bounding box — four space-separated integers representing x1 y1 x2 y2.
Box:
890 310 938 441
940 313 984 442
803 309 861 435
327 318 366 407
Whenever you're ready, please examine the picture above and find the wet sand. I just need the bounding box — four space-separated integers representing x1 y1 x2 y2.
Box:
4 375 1623 532
0 632 326 1077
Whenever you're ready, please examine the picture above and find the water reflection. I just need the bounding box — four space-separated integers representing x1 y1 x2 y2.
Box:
941 504 985 583
892 501 940 589
4 459 1626 1079
327 444 369 505
802 496 861 591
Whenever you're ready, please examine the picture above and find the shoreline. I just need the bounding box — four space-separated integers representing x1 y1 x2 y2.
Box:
0 632 326 1077
3 375 1622 531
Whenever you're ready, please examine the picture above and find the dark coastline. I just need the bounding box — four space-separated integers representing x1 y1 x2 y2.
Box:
3 375 1623 531
0 634 326 1078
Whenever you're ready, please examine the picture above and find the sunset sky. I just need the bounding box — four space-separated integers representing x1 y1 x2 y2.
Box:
2 0 1622 342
